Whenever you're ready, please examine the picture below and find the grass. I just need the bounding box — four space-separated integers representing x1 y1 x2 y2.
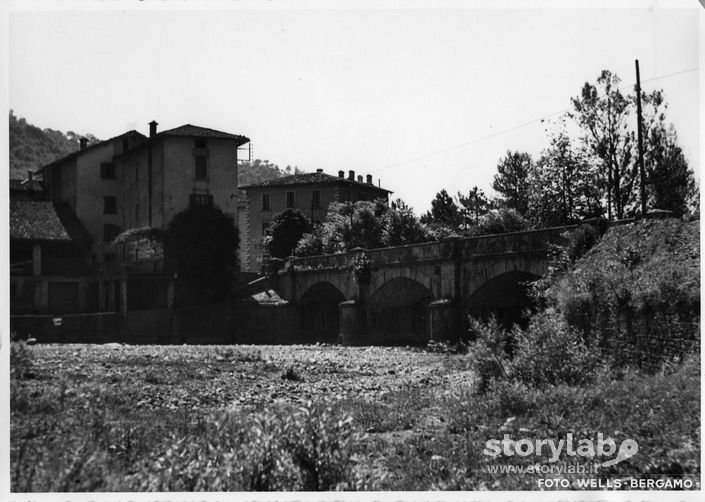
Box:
10 343 701 492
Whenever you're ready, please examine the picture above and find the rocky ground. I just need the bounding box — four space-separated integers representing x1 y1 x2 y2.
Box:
19 343 474 411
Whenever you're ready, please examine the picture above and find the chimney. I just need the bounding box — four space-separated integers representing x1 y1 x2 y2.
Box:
366 174 373 185
316 168 323 174
149 120 158 138
357 175 363 183
79 137 88 150
338 170 345 178
348 170 355 181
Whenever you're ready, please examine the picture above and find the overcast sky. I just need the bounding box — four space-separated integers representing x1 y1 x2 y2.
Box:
6 0 701 213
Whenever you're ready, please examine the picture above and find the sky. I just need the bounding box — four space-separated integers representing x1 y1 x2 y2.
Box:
5 0 701 214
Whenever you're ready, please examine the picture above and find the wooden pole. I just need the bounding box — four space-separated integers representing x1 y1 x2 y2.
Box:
635 59 647 217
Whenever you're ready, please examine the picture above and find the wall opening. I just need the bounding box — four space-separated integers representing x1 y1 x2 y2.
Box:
368 277 434 345
466 270 539 331
298 282 346 343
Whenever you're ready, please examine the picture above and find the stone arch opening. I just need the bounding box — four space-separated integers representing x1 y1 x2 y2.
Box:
368 277 434 345
466 270 539 330
298 282 346 342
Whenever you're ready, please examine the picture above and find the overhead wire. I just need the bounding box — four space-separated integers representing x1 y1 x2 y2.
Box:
368 66 699 175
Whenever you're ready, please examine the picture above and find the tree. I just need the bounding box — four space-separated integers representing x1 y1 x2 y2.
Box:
492 151 533 216
528 129 603 226
295 198 431 257
238 159 302 187
645 124 696 216
164 204 239 301
420 189 461 227
473 208 530 236
382 199 428 246
570 70 636 220
457 186 492 228
264 209 312 259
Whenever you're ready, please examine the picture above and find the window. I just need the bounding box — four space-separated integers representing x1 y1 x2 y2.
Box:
343 190 352 202
190 193 213 206
194 155 207 180
100 162 116 179
286 191 295 208
311 190 321 209
195 139 207 149
103 224 121 243
262 193 271 211
103 196 117 214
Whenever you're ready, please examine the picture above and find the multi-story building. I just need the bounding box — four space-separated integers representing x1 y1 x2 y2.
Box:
41 130 147 266
239 169 391 272
114 122 249 272
39 121 250 310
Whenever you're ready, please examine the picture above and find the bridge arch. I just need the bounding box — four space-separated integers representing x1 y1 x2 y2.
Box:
466 270 539 330
367 277 435 345
298 281 346 342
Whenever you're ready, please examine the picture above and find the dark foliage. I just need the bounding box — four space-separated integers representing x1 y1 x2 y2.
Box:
420 189 461 227
238 159 302 187
492 151 533 216
164 204 239 301
470 208 530 236
264 209 312 259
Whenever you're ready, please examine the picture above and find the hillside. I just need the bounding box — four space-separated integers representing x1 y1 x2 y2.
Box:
546 217 700 369
238 159 302 187
9 111 100 179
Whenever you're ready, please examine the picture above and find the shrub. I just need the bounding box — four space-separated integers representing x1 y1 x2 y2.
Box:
472 208 530 236
466 317 510 393
510 310 601 387
129 402 354 491
284 403 355 490
467 311 601 391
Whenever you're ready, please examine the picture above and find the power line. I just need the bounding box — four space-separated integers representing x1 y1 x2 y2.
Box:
370 66 698 174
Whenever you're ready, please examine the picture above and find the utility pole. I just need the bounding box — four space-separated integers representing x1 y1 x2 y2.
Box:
635 59 647 218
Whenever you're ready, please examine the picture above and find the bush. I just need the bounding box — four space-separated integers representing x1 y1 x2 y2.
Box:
467 310 601 391
472 208 530 236
510 310 601 387
466 317 510 393
129 402 355 491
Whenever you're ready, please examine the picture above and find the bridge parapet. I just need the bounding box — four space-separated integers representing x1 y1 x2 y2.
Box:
456 225 576 257
283 224 577 273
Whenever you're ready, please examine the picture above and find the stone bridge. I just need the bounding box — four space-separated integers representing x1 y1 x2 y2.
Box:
268 225 576 345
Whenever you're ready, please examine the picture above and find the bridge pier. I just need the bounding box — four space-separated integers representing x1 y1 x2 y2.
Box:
428 299 455 342
338 299 366 345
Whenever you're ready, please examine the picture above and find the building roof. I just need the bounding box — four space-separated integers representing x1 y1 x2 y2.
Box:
38 130 147 173
159 124 250 144
10 200 92 243
114 123 250 160
239 171 392 193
